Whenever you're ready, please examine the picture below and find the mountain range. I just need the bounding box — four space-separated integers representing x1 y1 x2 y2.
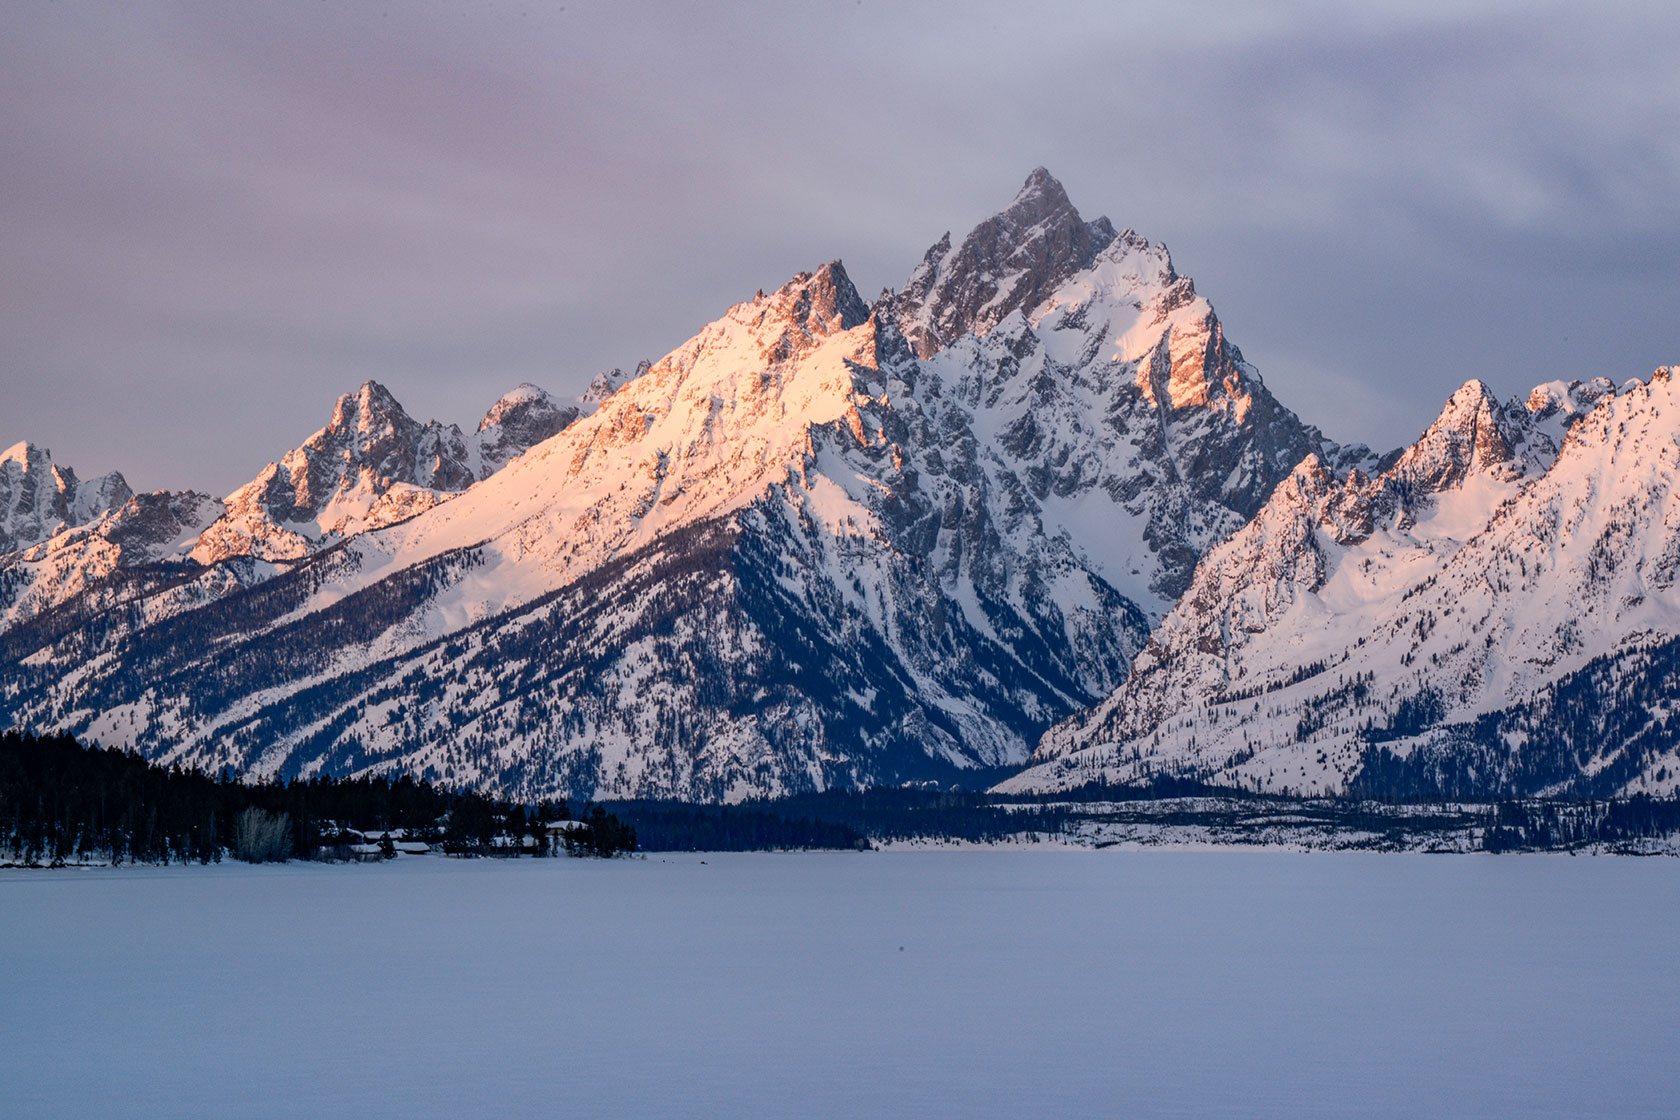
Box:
3 170 1675 802
1004 370 1680 800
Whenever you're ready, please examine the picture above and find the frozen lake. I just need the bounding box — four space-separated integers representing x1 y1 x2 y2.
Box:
3 850 1677 1119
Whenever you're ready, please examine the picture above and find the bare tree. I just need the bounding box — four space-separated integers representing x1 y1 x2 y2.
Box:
233 808 293 863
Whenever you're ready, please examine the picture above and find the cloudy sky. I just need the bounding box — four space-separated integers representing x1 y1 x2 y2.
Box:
3 1 1677 493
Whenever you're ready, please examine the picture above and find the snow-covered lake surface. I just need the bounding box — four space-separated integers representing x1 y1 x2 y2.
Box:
3 851 1676 1119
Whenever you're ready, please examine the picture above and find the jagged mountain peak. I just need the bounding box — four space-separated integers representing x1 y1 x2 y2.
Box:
1549 366 1676 463
0 441 132 555
1089 226 1176 281
894 169 1118 358
0 180 1386 804
1010 166 1080 216
474 383 579 479
1446 376 1499 407
582 361 649 411
320 380 421 446
647 261 880 388
477 383 556 432
290 379 469 492
334 377 399 417
1380 374 1614 498
657 263 885 417
362 258 903 588
1284 450 1337 494
1 439 56 473
1021 226 1228 413
751 260 870 345
4 242 1147 799
1004 168 1117 242
891 175 1341 610
1 375 591 623
1385 378 1517 491
194 381 480 563
1525 376 1614 421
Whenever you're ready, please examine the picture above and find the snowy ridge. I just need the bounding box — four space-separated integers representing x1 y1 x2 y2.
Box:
0 490 227 630
194 380 523 564
1006 368 1680 799
472 383 581 478
0 380 584 632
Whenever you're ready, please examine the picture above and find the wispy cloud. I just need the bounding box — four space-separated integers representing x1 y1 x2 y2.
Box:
2 1 1675 490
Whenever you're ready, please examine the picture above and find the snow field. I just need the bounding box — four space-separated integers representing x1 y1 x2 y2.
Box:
3 851 1677 1119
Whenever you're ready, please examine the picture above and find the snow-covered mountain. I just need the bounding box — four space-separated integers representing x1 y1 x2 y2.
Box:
894 167 1358 610
0 170 1344 801
0 488 229 632
0 263 1129 798
0 381 580 634
472 382 581 478
1005 369 1680 800
0 442 132 555
193 380 579 564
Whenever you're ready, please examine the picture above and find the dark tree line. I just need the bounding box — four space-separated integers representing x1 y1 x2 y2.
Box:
1348 635 1680 801
736 787 1073 844
601 800 867 851
595 788 1077 850
1482 796 1680 852
0 731 635 865
18 728 1674 862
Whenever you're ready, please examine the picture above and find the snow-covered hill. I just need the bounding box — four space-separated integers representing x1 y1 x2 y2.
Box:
1005 369 1680 799
0 171 1341 801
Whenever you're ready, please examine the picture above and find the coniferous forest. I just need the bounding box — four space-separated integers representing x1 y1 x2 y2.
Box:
0 730 634 865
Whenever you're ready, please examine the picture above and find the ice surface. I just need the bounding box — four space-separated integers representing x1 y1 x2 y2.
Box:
2 852 1677 1119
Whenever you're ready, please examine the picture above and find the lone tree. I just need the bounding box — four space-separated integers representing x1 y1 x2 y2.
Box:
233 808 292 864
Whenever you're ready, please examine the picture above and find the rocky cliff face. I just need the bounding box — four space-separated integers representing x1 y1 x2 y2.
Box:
894 166 1119 359
473 384 581 479
192 381 479 564
1 260 1148 797
191 379 596 565
901 187 1353 609
0 489 227 632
